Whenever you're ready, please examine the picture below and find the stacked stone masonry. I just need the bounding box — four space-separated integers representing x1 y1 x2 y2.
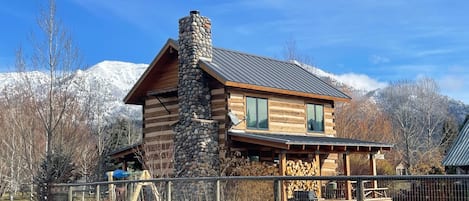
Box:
173 10 219 201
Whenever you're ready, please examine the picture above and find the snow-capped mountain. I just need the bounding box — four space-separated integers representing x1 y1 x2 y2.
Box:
72 61 148 120
0 61 147 121
0 60 467 124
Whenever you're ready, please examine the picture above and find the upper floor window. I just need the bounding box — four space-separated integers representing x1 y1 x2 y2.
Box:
307 103 324 132
246 97 268 129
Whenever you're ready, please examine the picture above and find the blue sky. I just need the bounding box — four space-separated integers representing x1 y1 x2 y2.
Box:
0 0 468 103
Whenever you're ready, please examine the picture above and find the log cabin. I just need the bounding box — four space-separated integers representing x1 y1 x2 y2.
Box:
117 10 393 200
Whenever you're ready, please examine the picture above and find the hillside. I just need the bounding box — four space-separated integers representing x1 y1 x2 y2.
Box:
0 60 467 124
0 61 147 121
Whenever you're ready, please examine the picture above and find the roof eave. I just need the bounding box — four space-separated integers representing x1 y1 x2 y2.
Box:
123 39 179 105
199 61 351 102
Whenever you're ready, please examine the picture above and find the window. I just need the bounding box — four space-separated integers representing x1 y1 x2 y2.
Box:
307 104 324 132
246 97 268 129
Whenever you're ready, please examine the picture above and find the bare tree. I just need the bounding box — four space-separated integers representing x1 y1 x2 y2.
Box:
12 0 92 199
335 92 397 175
283 38 313 65
378 78 449 174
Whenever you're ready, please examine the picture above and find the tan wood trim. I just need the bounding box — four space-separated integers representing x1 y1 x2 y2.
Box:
230 135 289 149
225 81 350 102
125 39 178 104
343 153 352 200
279 152 287 201
370 153 378 189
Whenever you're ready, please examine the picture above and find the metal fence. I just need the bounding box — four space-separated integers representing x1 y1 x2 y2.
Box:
50 175 469 201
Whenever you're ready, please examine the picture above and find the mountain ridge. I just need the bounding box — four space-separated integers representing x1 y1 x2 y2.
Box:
0 60 467 123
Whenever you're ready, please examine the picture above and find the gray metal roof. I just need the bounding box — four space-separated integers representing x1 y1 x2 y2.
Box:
229 132 393 149
201 47 351 100
442 120 469 167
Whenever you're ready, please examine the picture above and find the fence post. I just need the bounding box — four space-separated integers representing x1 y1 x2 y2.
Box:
68 186 73 201
216 179 220 201
356 179 365 201
96 185 100 201
166 181 172 201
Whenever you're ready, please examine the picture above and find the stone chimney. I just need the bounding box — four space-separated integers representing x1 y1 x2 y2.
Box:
174 11 219 197
177 10 212 122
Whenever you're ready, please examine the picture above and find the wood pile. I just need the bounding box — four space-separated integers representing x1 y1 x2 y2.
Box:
285 160 319 199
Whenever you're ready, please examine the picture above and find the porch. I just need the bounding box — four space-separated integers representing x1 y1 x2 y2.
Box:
229 132 393 201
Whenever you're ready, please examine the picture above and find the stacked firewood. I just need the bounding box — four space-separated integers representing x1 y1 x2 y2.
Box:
285 160 319 199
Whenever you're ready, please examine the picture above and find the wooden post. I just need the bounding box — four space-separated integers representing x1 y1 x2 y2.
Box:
279 152 287 201
107 171 115 201
343 152 352 200
122 161 127 171
315 153 322 198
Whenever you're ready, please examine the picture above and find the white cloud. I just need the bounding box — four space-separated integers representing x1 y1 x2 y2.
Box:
439 75 465 90
295 61 388 92
437 66 469 103
335 73 388 91
370 55 390 64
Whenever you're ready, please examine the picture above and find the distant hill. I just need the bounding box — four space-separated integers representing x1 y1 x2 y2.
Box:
1 60 467 124
0 61 147 121
295 61 469 124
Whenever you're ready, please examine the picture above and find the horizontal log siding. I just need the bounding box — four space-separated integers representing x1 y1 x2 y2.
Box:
323 106 335 135
320 153 338 176
148 59 178 91
227 90 335 135
269 97 306 133
143 95 177 176
228 92 246 130
211 87 227 147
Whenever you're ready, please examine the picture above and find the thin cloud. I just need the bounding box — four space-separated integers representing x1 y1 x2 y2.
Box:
439 75 465 91
370 55 390 64
414 48 456 57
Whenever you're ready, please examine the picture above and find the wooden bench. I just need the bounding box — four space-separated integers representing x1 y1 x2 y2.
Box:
363 187 388 198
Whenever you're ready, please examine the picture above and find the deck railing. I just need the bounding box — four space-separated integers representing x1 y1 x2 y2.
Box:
49 175 469 201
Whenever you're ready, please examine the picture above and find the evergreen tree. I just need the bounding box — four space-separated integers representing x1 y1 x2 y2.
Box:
36 147 75 201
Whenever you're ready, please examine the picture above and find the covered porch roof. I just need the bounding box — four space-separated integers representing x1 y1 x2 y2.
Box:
230 132 393 201
229 132 393 153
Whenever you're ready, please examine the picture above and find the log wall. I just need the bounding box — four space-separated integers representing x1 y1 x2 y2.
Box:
228 90 335 135
210 83 227 148
143 95 178 176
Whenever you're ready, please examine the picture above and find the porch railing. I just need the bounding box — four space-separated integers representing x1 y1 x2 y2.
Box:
50 175 469 201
